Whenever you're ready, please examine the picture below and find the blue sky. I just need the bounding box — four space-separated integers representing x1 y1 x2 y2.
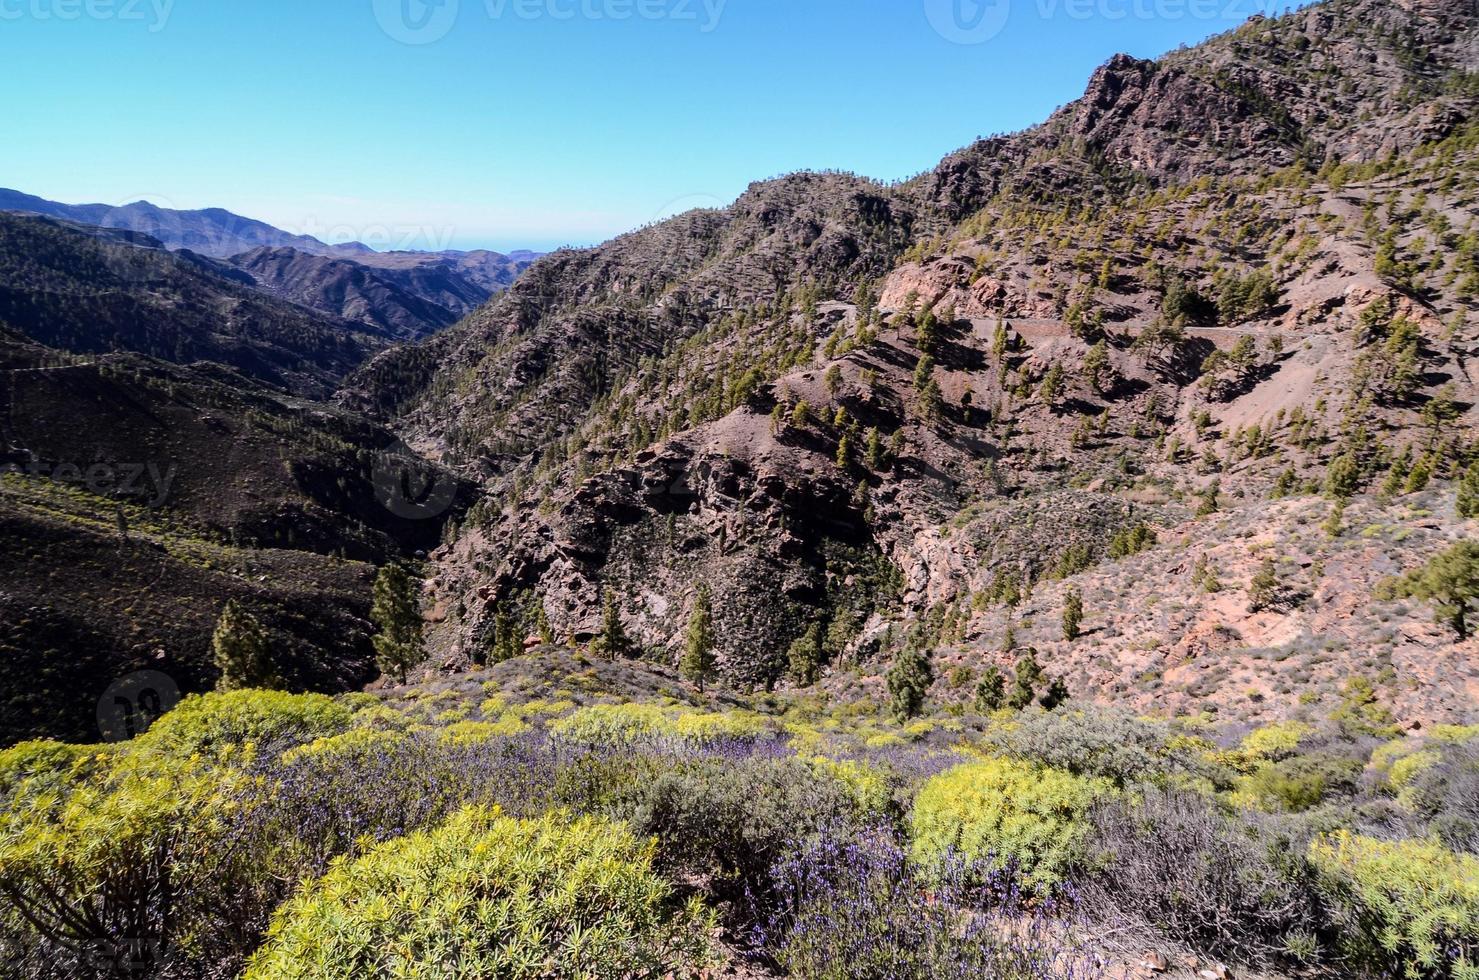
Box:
3 0 1295 251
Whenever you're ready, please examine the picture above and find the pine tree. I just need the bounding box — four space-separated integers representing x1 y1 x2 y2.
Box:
915 309 938 354
991 319 1010 362
823 364 843 398
1196 480 1221 517
835 432 855 470
1388 541 1479 639
864 427 885 470
973 665 1006 713
212 600 280 692
681 586 716 692
593 590 633 661
1248 558 1280 612
490 604 522 664
1062 588 1084 641
1459 461 1479 519
1039 676 1070 711
1403 453 1433 494
916 379 943 421
1322 501 1346 539
532 602 555 645
1009 650 1043 710
1083 340 1109 392
371 563 425 684
1325 452 1361 500
886 641 933 723
1039 363 1064 404
787 622 823 686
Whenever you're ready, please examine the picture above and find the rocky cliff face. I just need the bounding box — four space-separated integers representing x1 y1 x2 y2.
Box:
361 0 1479 721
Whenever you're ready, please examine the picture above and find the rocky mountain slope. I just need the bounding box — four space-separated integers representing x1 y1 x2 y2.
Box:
0 324 475 742
0 213 393 397
357 0 1479 727
231 245 537 340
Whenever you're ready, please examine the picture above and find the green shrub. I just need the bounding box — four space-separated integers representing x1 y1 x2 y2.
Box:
803 756 895 816
625 755 878 903
242 807 714 980
1236 721 1312 766
138 690 352 760
1394 740 1479 853
983 707 1222 789
1312 832 1479 979
1242 754 1364 813
910 758 1112 887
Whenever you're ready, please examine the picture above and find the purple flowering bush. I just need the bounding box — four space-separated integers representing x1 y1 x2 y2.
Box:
761 828 1100 979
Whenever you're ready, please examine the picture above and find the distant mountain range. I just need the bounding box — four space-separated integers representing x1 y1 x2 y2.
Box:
0 188 363 258
0 189 541 338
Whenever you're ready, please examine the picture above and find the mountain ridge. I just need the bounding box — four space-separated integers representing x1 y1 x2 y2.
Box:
350 0 1479 726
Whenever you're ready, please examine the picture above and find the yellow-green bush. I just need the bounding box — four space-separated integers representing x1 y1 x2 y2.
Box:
520 697 577 719
549 702 769 746
1389 750 1442 795
0 740 111 798
803 756 893 816
334 691 379 713
278 728 409 765
243 807 714 980
346 701 413 732
783 721 829 755
138 690 351 760
1238 721 1311 765
1432 725 1479 745
1312 832 1479 979
437 717 530 745
0 747 241 974
910 758 1111 887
